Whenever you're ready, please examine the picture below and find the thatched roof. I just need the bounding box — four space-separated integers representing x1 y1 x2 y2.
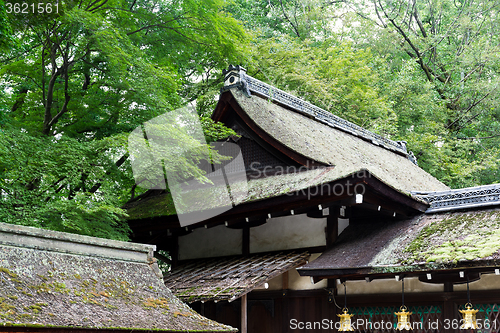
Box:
125 167 350 220
0 222 235 332
164 252 309 303
126 69 448 222
298 207 500 278
226 88 448 194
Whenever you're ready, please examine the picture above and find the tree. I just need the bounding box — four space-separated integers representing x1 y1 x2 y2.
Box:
244 37 396 135
0 0 246 239
339 0 500 187
229 0 500 188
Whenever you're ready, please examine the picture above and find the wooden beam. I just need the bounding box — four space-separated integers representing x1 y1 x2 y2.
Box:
241 294 247 333
129 170 428 240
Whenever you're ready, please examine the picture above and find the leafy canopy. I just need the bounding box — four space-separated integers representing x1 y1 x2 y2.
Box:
0 0 245 239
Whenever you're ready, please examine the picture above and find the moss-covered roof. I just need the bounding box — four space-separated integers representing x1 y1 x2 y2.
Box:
126 166 426 220
230 89 448 194
0 222 235 332
164 252 309 303
126 84 448 221
298 208 500 276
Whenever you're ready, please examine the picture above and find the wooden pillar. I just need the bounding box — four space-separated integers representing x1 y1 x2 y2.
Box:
171 234 179 268
242 226 250 256
241 294 248 333
326 210 339 247
443 299 455 333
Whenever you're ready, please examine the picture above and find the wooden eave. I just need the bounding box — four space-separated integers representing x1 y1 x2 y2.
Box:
299 261 500 284
129 170 428 243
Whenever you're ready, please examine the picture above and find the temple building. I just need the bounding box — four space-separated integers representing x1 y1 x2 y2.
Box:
126 66 500 332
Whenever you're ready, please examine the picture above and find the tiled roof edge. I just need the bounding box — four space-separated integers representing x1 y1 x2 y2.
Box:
412 183 500 213
221 65 417 164
0 222 155 263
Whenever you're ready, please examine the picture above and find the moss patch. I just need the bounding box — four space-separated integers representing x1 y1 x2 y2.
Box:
403 211 500 263
126 194 177 220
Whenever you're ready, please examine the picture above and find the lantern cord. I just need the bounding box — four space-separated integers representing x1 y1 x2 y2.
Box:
328 289 342 309
402 277 405 307
344 282 347 309
467 275 470 304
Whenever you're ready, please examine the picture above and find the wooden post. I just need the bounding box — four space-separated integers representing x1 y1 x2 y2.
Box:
171 234 179 268
326 211 339 247
242 226 250 256
241 294 248 333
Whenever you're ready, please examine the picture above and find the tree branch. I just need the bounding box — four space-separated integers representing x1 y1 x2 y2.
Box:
89 153 130 194
279 0 301 37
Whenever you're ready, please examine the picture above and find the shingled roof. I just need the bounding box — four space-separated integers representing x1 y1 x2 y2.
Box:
297 207 500 279
0 222 235 332
164 252 309 303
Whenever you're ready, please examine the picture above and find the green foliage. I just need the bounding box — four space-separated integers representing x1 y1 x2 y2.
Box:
229 0 500 188
156 250 171 275
0 0 13 50
245 36 396 135
201 117 237 143
0 126 131 240
1 0 245 239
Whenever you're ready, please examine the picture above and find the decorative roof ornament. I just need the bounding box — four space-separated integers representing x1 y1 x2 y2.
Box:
222 65 251 97
220 66 418 164
412 183 500 213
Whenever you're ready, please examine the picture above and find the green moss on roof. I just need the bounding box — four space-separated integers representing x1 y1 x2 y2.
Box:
126 167 359 220
403 210 500 264
301 208 500 276
231 89 448 193
0 243 236 332
126 194 177 220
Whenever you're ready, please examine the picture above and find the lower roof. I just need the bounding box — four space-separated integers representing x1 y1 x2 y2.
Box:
298 207 500 280
164 252 309 303
0 222 234 332
127 168 429 231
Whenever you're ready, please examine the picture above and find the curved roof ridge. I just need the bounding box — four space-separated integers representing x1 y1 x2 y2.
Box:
412 183 500 213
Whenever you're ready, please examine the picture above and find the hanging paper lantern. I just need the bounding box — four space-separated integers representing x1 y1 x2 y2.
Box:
337 308 354 331
459 303 479 329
